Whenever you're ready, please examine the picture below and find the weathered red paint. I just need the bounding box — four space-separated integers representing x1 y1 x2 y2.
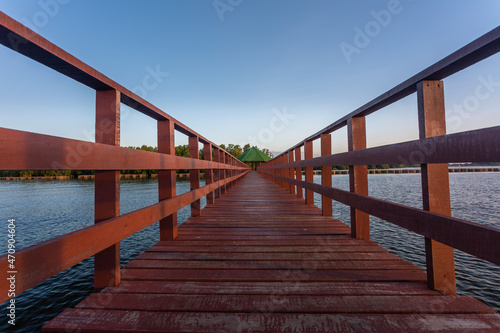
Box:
321 134 332 217
158 119 177 240
348 116 370 240
214 149 221 199
189 136 201 217
304 141 314 204
288 150 295 195
295 147 302 199
418 80 456 296
94 89 121 290
204 143 214 204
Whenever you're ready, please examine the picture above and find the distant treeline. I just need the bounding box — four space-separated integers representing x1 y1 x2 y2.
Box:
0 143 274 177
1 145 193 178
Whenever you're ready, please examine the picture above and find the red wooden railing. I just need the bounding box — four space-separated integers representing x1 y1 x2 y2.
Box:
258 26 500 296
0 12 250 303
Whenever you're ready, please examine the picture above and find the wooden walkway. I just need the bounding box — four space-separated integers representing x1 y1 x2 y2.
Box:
43 172 500 332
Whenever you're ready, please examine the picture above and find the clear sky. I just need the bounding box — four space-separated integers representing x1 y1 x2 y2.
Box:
1 0 499 156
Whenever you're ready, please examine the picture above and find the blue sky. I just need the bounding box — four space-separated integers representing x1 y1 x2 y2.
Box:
0 0 499 156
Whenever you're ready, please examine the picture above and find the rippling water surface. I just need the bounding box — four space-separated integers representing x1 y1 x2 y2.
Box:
0 173 499 331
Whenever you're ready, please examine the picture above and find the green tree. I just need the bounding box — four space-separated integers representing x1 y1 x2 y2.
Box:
175 144 190 157
259 147 273 158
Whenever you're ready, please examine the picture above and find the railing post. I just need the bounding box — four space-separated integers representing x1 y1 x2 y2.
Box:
288 150 295 195
295 147 302 199
417 80 456 295
282 155 287 189
283 153 290 192
304 140 314 204
214 149 221 199
348 116 370 240
321 134 332 216
226 153 230 190
232 158 236 187
204 143 214 204
276 157 281 187
94 89 120 290
158 118 177 241
189 136 201 217
221 152 227 194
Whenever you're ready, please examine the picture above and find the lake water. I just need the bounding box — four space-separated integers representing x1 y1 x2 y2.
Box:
0 173 499 331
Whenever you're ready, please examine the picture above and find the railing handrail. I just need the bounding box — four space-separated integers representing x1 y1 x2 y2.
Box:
0 12 251 304
0 11 243 159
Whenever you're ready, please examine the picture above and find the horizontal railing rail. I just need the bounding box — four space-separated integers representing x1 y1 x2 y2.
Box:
286 26 500 149
0 12 250 304
259 26 500 296
0 128 249 171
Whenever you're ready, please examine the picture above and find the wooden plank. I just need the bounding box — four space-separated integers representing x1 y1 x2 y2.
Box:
76 294 495 314
146 245 384 253
121 268 427 282
124 259 419 270
42 310 500 332
135 252 401 262
173 235 353 241
103 281 441 296
155 239 375 247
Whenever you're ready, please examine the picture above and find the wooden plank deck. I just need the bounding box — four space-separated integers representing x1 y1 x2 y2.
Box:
43 172 500 332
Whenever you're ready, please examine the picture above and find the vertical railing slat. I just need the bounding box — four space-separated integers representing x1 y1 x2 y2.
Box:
204 143 214 205
348 116 370 240
417 80 456 295
321 134 332 216
94 89 121 290
158 118 177 240
189 136 201 217
304 140 314 204
289 150 295 195
295 147 302 199
214 149 221 199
